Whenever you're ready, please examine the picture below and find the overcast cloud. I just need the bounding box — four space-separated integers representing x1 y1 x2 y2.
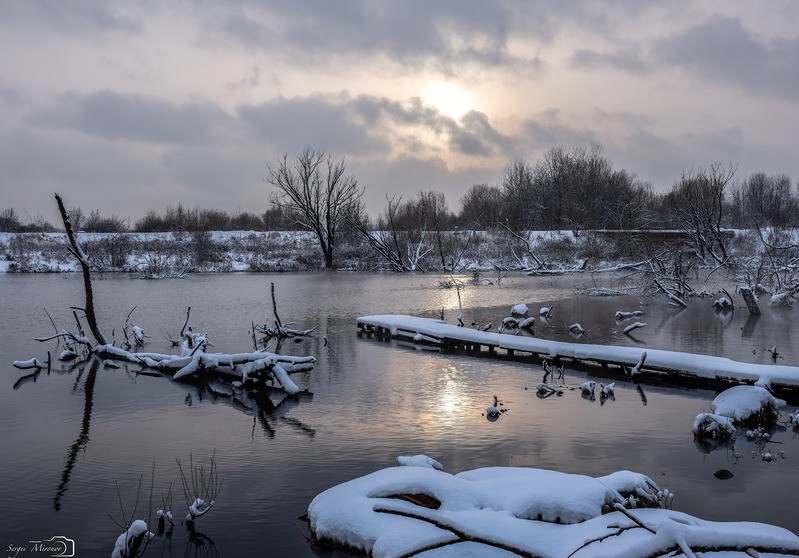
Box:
0 0 797 223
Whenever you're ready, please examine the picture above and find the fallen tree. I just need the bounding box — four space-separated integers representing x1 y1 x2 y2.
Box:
16 194 316 395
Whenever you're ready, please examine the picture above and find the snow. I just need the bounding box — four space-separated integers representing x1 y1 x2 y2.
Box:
615 310 644 320
308 462 799 558
711 385 786 423
111 520 153 558
13 357 43 369
600 382 615 397
397 455 444 470
518 316 535 329
622 321 646 334
693 413 736 440
769 290 797 308
357 315 799 390
510 303 528 316
58 349 77 361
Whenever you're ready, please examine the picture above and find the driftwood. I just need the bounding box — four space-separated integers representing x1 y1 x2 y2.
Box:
17 194 317 396
739 286 761 315
653 278 688 308
254 282 318 339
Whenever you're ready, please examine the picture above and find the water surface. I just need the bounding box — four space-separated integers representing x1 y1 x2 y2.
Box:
1 272 797 557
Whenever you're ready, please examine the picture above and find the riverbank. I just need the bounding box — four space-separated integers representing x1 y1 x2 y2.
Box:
0 228 697 274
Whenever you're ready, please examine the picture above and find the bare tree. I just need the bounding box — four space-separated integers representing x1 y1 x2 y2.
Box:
731 172 796 228
460 183 503 229
0 207 22 232
266 147 363 269
664 162 736 265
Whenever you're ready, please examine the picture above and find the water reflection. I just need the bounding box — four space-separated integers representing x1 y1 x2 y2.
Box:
3 273 799 557
53 359 98 511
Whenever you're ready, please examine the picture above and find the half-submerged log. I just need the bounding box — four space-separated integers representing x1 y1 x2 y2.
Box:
739 286 761 315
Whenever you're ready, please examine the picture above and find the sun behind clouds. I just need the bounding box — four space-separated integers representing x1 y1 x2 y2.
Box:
421 80 476 120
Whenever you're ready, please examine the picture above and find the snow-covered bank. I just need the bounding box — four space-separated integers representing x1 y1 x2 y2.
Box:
3 228 768 274
357 315 799 392
309 461 799 557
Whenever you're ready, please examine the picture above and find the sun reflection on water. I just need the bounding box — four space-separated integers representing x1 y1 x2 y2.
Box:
439 378 462 413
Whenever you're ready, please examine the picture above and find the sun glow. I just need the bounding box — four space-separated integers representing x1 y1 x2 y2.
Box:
421 80 475 120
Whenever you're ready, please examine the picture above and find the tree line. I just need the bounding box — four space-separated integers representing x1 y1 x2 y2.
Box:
3 142 798 271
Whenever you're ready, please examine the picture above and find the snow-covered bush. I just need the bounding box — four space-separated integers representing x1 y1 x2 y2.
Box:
693 413 736 446
711 385 786 427
769 290 797 309
111 520 154 558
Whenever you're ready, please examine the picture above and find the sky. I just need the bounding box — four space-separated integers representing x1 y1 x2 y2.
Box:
1 0 798 224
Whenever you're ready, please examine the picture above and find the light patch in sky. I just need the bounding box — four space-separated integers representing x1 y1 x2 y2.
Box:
421 80 476 120
0 1 798 222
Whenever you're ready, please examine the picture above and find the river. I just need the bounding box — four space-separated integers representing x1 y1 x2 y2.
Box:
1 272 798 557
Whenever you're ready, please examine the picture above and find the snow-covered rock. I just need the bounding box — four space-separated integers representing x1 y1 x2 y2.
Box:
510 303 529 317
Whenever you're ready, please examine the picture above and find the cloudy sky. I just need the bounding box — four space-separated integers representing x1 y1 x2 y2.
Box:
1 0 798 224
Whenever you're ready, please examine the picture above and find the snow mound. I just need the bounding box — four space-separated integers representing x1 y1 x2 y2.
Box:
510 303 529 316
711 385 786 425
397 455 443 470
308 464 799 558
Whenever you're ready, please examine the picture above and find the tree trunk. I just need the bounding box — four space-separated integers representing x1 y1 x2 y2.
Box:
55 194 107 345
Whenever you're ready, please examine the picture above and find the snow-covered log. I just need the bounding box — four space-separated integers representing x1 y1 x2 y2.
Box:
358 315 799 391
615 310 644 320
739 286 761 315
13 358 44 370
628 351 647 376
623 321 647 335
